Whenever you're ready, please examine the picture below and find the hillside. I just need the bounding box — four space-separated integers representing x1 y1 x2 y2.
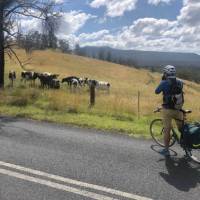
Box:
6 49 163 98
81 46 200 68
2 49 200 136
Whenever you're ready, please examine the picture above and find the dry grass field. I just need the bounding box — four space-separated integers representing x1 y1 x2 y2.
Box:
1 49 200 136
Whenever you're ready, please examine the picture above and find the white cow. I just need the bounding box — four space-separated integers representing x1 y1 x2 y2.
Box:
96 81 111 91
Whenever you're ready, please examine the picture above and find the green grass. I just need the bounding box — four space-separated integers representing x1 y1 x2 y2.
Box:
0 102 154 138
0 85 155 138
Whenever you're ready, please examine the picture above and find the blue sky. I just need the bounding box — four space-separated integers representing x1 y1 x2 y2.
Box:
21 0 200 54
72 0 183 34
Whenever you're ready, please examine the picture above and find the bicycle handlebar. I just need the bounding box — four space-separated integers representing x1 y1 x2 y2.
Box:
154 107 192 114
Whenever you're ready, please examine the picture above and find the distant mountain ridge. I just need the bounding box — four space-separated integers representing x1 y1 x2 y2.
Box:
81 46 200 68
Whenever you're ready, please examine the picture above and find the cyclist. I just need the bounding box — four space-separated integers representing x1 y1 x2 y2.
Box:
155 65 184 156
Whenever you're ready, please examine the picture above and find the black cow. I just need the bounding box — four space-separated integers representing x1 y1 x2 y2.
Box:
38 72 59 89
62 76 81 87
50 79 60 89
8 70 16 87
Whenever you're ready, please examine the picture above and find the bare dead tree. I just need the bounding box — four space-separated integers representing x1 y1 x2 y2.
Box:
42 2 61 49
0 0 61 88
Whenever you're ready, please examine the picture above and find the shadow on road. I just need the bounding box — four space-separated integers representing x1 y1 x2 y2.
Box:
0 116 19 131
0 116 72 152
0 116 20 122
151 144 177 157
159 157 200 192
0 116 47 143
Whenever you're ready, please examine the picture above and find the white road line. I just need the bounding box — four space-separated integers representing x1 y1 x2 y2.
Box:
0 168 118 200
0 160 153 200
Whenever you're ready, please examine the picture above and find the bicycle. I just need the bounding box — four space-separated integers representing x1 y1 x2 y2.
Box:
150 107 200 164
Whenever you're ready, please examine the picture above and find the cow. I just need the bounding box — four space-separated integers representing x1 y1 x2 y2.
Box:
78 77 89 87
71 78 79 88
84 79 98 87
8 70 16 87
62 76 81 87
85 79 110 93
38 72 59 89
21 71 39 87
95 81 111 91
50 79 60 89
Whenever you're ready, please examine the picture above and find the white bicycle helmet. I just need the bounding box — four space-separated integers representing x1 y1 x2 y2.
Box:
163 65 176 78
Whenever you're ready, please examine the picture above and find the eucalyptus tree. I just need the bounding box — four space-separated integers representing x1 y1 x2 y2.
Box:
0 0 61 88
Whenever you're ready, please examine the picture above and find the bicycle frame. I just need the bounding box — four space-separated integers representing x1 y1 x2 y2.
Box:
154 107 190 143
151 107 200 164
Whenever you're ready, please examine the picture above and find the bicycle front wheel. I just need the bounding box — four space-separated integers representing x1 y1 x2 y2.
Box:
150 119 176 147
185 148 200 164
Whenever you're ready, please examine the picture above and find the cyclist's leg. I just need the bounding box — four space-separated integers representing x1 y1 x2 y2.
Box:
162 109 173 149
174 110 184 131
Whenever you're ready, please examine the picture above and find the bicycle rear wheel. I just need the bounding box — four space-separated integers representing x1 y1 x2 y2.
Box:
185 148 200 164
150 119 176 147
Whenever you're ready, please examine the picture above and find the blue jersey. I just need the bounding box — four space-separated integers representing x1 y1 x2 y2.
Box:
155 78 183 108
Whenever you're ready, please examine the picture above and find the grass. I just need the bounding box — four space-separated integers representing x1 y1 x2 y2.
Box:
1 49 200 138
0 87 153 137
0 102 153 138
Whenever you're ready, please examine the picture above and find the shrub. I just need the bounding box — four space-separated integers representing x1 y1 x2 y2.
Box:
8 96 29 107
7 88 40 107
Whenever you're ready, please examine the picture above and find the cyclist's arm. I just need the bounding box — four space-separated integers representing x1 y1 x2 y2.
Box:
155 81 165 94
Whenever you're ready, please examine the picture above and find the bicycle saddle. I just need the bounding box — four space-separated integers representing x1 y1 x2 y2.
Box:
180 109 192 114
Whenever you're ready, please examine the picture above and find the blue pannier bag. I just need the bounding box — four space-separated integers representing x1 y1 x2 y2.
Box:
182 123 200 149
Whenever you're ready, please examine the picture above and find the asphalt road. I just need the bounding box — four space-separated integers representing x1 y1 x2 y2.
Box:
0 116 199 200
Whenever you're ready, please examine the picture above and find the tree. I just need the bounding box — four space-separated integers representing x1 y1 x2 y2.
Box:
74 44 81 55
98 49 105 60
42 12 60 49
106 51 112 62
0 0 60 88
0 1 5 88
58 39 70 53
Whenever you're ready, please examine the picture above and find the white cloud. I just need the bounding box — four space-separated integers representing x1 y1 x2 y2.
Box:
57 11 96 36
178 0 200 26
15 0 200 54
90 0 138 17
79 30 110 41
148 0 175 5
53 0 65 3
19 18 42 33
17 10 96 38
72 12 200 53
112 18 180 50
128 18 177 37
74 0 200 53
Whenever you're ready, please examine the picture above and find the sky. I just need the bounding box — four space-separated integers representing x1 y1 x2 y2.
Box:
20 0 200 54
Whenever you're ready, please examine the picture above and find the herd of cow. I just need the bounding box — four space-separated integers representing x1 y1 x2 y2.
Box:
8 70 111 91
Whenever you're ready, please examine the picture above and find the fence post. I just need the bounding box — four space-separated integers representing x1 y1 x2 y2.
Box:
137 91 140 119
89 81 96 107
